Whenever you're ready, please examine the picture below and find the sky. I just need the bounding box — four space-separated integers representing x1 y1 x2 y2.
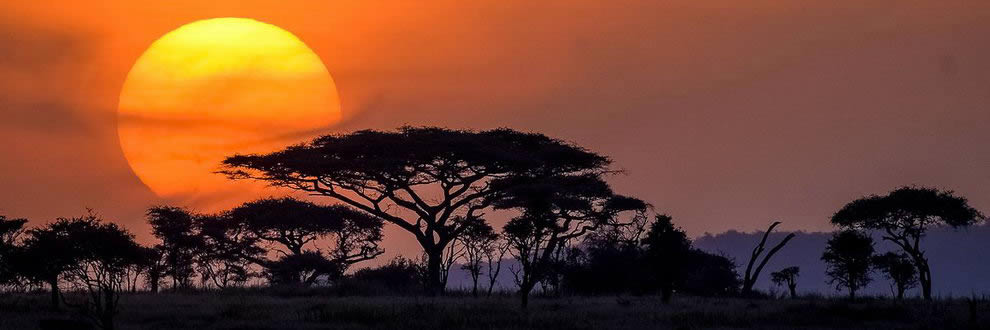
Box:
1 1 989 257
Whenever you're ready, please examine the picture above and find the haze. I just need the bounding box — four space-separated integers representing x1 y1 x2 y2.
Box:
1 0 988 256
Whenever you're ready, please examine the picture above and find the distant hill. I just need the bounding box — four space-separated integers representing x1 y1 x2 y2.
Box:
447 225 990 298
693 225 990 297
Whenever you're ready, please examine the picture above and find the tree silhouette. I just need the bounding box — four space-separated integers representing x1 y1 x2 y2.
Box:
499 174 646 308
194 214 260 289
741 221 796 295
484 235 510 296
822 230 874 300
456 219 497 297
831 186 984 300
146 206 203 290
769 266 800 298
0 215 27 287
15 218 87 309
221 127 614 294
873 252 918 299
226 197 384 286
55 215 144 330
140 245 166 293
641 214 692 303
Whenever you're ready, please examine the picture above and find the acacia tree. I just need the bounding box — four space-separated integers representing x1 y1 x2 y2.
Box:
221 127 613 294
831 186 984 300
146 206 203 290
641 214 692 303
500 174 646 308
16 218 87 309
873 252 918 299
195 214 260 289
57 216 144 330
0 216 27 287
458 220 498 297
822 230 874 300
770 266 800 298
225 197 384 286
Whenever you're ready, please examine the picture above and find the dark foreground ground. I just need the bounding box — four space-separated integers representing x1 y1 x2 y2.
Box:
0 293 986 330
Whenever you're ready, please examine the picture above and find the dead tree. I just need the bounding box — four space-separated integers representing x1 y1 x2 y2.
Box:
741 221 795 295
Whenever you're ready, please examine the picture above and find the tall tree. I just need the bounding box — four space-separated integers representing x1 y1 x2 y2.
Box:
500 174 646 308
221 126 613 294
822 230 874 300
831 186 984 300
641 214 692 303
225 197 384 286
770 266 800 298
146 206 203 290
741 221 796 295
873 252 918 299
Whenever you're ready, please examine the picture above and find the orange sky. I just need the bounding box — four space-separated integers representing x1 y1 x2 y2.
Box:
1 1 989 258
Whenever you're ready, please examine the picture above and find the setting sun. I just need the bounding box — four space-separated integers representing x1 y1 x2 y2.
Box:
118 17 340 209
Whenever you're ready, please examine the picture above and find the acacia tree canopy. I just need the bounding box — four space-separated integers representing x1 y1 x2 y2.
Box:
830 186 984 300
221 126 613 293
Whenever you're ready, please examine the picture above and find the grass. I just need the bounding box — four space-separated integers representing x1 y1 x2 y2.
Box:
0 292 985 330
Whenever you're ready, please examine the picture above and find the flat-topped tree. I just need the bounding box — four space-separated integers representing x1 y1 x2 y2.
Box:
831 186 984 300
223 197 384 285
221 126 611 294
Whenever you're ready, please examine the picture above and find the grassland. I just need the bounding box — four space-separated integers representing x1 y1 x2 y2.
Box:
0 292 985 330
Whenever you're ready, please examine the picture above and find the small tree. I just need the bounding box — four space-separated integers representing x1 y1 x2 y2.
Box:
822 230 874 300
641 214 692 303
57 215 144 330
195 214 260 289
742 221 796 295
500 174 646 308
457 219 497 297
770 266 800 298
16 218 89 309
831 186 984 300
146 206 203 290
226 197 384 286
141 245 166 293
873 252 918 299
484 235 510 296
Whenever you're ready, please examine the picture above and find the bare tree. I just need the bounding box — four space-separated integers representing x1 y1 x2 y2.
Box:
741 221 796 295
485 236 511 296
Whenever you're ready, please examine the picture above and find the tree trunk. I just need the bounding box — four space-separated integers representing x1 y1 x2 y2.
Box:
519 282 534 309
918 262 933 300
896 285 905 300
425 250 444 296
48 278 60 310
849 287 856 301
788 284 797 299
660 283 673 304
471 276 479 298
150 276 159 293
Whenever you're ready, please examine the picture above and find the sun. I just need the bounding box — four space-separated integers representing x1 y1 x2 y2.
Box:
118 17 340 210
